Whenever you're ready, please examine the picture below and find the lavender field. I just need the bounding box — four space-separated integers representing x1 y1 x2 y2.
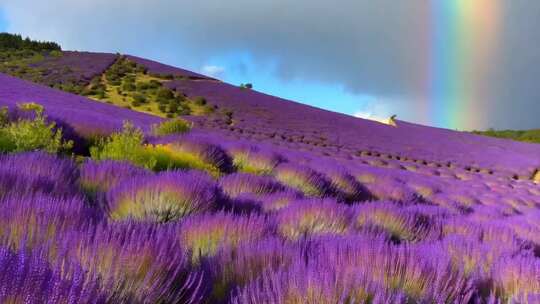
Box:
0 43 539 303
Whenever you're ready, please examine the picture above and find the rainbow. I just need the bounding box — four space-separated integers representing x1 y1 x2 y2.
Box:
428 0 501 130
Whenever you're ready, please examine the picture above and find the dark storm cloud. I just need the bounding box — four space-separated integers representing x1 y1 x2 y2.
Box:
2 0 540 129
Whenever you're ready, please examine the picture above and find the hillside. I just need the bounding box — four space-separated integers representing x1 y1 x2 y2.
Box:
0 35 539 302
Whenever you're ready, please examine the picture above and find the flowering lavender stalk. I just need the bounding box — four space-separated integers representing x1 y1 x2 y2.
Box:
0 245 108 303
0 193 102 250
60 222 207 303
354 201 440 243
0 152 79 198
179 212 272 261
79 159 149 196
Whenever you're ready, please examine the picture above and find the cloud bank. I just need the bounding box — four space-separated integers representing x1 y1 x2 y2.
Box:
1 0 540 129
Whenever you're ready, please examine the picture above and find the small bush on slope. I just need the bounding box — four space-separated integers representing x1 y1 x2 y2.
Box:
0 103 73 153
90 121 157 170
152 118 192 136
90 121 219 175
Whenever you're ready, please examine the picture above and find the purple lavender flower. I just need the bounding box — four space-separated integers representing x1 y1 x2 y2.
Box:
491 255 540 301
354 201 441 243
0 193 102 249
311 162 371 202
107 170 220 222
212 237 300 301
62 221 206 303
273 163 334 198
227 144 284 175
79 159 149 195
0 245 108 303
219 173 285 198
257 190 304 212
276 198 353 240
0 152 79 198
179 212 272 261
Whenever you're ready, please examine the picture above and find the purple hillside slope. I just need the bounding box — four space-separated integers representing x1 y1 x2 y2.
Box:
31 51 118 85
0 73 161 136
167 79 540 178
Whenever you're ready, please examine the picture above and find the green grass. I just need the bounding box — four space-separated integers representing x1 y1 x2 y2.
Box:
472 129 540 144
85 56 215 119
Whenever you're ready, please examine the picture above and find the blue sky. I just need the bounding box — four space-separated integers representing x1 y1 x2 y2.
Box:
200 52 381 118
0 9 6 31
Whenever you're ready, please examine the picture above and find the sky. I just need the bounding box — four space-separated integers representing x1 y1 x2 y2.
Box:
0 1 539 131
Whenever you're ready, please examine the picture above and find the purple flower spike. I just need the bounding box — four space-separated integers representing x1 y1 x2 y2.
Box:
491 255 540 301
0 245 108 303
179 212 272 261
0 193 102 249
80 159 149 195
0 152 79 198
354 201 441 243
63 222 207 303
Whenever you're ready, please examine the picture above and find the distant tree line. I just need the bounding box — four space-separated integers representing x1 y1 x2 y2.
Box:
472 128 540 144
0 33 61 51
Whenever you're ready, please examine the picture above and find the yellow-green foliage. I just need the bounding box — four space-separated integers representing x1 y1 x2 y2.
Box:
232 152 276 175
0 103 73 153
274 171 321 197
147 144 221 177
111 189 194 222
152 118 192 136
90 121 157 170
90 122 220 176
0 106 9 126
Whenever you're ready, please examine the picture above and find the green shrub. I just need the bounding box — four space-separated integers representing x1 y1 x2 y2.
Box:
0 129 15 152
148 80 162 89
178 106 191 116
136 82 150 91
157 88 175 100
152 118 191 136
122 82 136 91
165 99 180 113
193 96 207 106
133 93 147 104
0 107 9 127
90 121 157 170
135 66 147 74
1 103 73 153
